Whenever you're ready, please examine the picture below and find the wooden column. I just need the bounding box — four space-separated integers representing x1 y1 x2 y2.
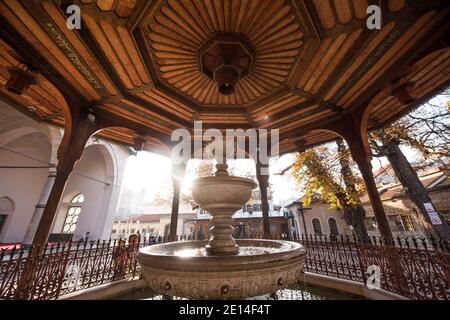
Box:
169 162 186 242
31 109 102 252
334 114 393 242
256 162 270 237
193 222 198 240
22 167 57 246
16 108 103 299
354 154 393 241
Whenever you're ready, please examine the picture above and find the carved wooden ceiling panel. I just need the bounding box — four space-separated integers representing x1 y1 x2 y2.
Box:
81 0 139 18
147 0 303 106
0 0 448 155
367 47 450 125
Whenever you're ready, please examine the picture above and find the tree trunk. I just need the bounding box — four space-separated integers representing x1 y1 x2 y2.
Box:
382 139 450 244
337 139 370 242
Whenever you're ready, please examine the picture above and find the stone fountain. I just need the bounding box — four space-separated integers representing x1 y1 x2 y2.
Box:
136 164 306 299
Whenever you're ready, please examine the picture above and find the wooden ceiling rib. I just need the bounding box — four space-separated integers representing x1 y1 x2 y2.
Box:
138 90 193 121
323 22 396 102
41 1 117 96
368 47 450 124
0 0 448 155
352 0 369 19
389 0 406 13
99 103 173 135
0 38 67 117
90 0 138 18
297 130 339 147
410 52 450 87
198 113 248 124
313 0 336 29
300 29 363 95
118 98 183 129
259 103 318 129
0 0 100 101
83 15 135 90
97 126 169 154
338 10 440 108
98 127 135 144
251 93 305 120
279 109 336 132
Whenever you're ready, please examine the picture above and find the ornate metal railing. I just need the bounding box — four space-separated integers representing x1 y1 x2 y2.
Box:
296 234 450 300
0 235 143 300
0 234 448 300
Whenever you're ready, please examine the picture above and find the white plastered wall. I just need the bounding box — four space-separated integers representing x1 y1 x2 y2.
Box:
51 141 128 241
0 99 128 243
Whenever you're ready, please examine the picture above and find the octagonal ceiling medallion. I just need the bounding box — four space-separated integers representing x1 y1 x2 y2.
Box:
199 33 255 95
146 0 304 106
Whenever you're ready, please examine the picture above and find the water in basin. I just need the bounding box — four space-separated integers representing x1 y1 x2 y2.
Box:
173 246 286 257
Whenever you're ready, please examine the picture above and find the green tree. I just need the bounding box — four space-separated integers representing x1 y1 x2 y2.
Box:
291 141 369 241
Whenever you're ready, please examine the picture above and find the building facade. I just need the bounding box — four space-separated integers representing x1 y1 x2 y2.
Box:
361 170 450 237
287 169 449 238
192 202 292 239
286 202 351 239
0 100 129 244
112 212 196 239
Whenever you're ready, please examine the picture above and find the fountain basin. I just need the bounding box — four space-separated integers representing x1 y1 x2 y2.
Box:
136 239 306 299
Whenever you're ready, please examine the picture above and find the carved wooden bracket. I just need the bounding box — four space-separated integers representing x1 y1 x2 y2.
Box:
133 134 146 151
6 64 38 95
390 80 417 105
294 139 307 153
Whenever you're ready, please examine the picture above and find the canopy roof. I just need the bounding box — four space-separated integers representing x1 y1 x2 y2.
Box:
0 0 449 155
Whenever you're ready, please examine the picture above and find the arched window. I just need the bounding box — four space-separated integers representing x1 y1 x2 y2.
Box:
312 218 322 235
62 193 84 234
328 217 339 240
0 197 14 237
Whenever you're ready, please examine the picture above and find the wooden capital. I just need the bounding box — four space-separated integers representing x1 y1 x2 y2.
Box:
294 139 307 153
388 78 417 105
133 134 146 151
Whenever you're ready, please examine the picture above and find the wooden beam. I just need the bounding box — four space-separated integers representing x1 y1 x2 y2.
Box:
76 16 193 127
0 16 88 107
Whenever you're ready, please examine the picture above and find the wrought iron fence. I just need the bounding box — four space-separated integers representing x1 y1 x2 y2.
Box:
0 235 143 300
295 234 450 300
0 234 448 300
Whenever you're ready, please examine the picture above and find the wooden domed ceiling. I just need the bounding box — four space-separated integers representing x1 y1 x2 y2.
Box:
147 0 303 106
0 0 449 155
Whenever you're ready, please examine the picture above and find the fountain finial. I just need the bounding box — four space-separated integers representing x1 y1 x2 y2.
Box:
214 163 229 176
